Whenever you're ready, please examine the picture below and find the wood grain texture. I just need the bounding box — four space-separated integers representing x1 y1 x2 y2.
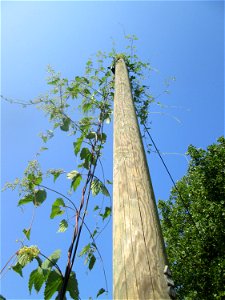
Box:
113 58 171 300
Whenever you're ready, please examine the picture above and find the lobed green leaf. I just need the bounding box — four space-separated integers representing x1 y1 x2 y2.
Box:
50 198 65 219
44 270 62 300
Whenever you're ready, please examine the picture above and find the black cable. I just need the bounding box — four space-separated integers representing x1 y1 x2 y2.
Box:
143 124 201 234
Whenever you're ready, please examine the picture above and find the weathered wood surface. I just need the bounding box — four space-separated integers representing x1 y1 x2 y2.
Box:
113 58 171 299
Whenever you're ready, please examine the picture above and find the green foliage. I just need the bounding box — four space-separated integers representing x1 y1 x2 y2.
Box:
79 243 97 271
23 228 31 240
57 219 68 233
158 137 225 299
91 178 110 197
3 34 157 299
29 267 46 293
100 206 111 221
67 170 82 191
44 270 62 300
67 271 79 299
96 288 106 298
50 198 65 219
12 246 40 277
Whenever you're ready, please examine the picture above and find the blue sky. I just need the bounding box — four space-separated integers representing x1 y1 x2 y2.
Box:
1 1 224 299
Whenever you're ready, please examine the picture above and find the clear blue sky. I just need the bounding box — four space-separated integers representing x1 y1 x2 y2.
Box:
1 1 224 299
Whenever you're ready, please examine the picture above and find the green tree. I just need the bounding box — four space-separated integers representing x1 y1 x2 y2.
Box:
158 136 225 300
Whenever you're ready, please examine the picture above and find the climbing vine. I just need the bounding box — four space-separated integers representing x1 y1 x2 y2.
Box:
1 35 160 299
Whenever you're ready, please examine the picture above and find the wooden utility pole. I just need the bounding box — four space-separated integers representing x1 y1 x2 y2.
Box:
113 58 173 299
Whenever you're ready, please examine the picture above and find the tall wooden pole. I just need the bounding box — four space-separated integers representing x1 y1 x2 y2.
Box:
113 58 172 299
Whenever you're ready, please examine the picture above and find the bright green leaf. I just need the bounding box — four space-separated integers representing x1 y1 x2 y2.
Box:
73 136 83 156
28 267 45 294
79 244 91 257
23 228 31 240
101 207 111 220
18 194 33 206
50 198 65 219
91 179 101 196
67 170 79 180
57 219 68 233
41 250 61 276
91 179 110 197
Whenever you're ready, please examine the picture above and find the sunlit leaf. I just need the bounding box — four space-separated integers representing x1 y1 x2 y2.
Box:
57 219 68 233
28 267 45 293
18 194 33 206
79 244 91 257
50 198 65 219
73 136 83 156
100 207 111 220
41 250 61 276
23 228 31 240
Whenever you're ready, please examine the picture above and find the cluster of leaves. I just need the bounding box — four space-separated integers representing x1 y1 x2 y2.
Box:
2 35 158 299
158 136 225 299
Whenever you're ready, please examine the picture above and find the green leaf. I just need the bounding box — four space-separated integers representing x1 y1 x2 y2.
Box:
67 170 79 180
88 254 96 270
73 136 83 156
79 243 91 257
94 205 100 211
96 288 106 298
91 179 110 197
101 207 111 220
44 270 62 300
67 171 82 191
50 198 65 219
23 228 31 240
86 131 97 140
41 250 61 276
50 170 64 182
60 117 71 132
34 189 47 206
82 102 93 113
91 179 101 196
18 194 33 206
67 271 79 300
98 133 107 144
57 219 68 233
12 262 23 277
0 295 6 300
80 147 91 161
28 174 42 185
28 267 45 293
101 184 110 197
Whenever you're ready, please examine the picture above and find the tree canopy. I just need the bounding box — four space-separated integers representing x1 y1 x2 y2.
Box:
158 136 225 299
